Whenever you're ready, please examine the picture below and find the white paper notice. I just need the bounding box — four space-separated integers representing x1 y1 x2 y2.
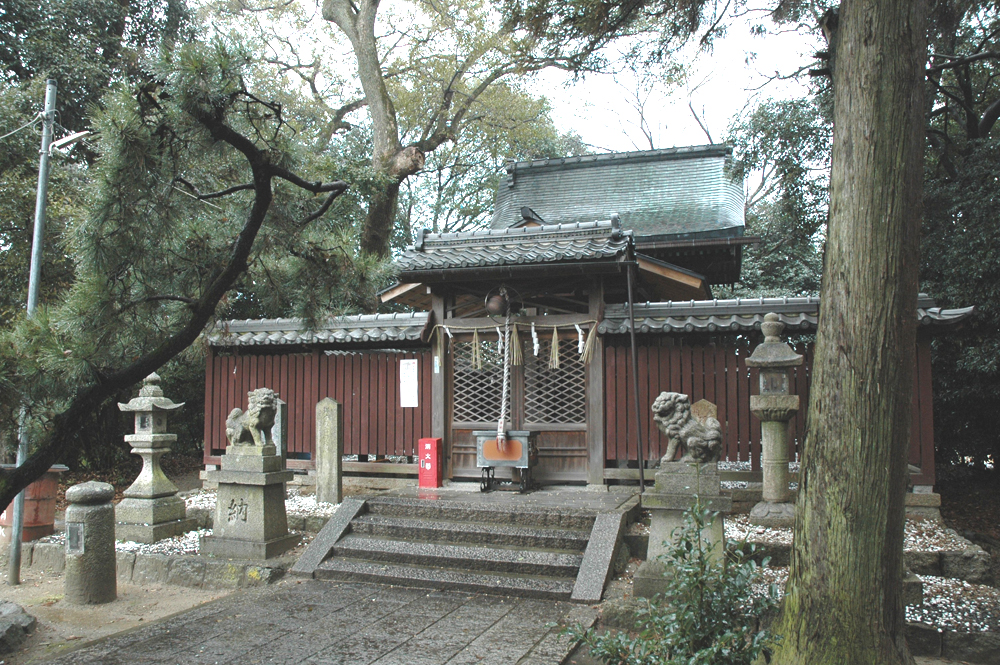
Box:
400 359 419 408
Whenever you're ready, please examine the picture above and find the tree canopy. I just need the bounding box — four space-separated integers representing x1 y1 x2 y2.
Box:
0 38 363 508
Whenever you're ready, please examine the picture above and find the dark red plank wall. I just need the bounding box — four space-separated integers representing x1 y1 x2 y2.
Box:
204 349 432 465
604 335 936 484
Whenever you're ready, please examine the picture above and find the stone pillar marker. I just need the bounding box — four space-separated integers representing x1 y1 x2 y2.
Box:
64 481 116 604
746 312 803 527
201 388 299 559
116 373 196 543
633 393 732 599
315 398 343 505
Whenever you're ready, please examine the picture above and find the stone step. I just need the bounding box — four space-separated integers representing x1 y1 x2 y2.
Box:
349 514 591 552
314 557 576 601
333 534 582 578
364 496 597 531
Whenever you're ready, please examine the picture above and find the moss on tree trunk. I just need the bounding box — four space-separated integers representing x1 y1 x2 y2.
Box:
769 1 928 663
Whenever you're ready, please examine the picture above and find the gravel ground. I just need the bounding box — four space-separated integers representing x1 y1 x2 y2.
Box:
750 567 1000 632
724 514 970 552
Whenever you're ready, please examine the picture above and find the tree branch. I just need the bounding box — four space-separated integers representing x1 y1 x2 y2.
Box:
118 294 198 314
928 51 1000 73
298 189 343 226
0 91 349 512
175 178 255 200
269 165 349 194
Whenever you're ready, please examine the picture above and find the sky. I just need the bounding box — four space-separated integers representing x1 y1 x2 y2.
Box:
532 13 822 154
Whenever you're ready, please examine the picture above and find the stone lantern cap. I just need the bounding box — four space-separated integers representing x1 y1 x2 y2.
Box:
118 373 184 413
745 313 804 368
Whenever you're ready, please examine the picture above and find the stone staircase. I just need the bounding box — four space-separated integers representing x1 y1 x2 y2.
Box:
292 495 628 603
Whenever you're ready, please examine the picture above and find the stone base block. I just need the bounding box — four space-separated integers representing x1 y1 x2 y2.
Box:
749 500 795 528
218 453 283 474
646 505 724 563
116 517 198 544
633 559 671 599
641 493 732 512
115 495 187 525
903 571 924 607
200 532 300 560
654 462 721 495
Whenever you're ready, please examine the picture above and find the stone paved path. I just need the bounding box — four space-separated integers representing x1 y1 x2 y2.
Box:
44 579 598 665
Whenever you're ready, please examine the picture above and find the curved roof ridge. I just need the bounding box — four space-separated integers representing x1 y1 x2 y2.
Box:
504 144 731 172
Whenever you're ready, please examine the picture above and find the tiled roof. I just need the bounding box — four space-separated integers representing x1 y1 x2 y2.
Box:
208 312 428 347
598 295 974 334
395 220 630 276
491 145 745 239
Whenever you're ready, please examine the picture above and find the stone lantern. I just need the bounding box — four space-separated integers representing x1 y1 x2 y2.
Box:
116 373 196 542
746 313 803 527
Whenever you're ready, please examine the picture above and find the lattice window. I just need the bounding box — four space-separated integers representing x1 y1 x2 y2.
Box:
524 338 586 425
452 340 509 424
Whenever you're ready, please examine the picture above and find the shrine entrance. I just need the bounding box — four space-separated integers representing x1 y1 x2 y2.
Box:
449 329 589 483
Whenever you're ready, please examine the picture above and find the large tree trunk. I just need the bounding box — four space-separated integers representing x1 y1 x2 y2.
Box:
769 2 927 664
324 0 426 258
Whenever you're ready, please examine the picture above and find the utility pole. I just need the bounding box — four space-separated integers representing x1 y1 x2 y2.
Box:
8 79 57 586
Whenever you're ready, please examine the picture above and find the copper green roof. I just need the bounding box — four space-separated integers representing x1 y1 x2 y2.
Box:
491 145 745 240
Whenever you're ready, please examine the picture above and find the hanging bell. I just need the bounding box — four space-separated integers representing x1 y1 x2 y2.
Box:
486 293 508 316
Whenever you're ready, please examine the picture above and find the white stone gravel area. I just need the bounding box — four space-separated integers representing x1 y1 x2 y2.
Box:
751 568 999 632
725 514 969 552
908 576 1000 632
115 529 213 555
184 488 339 518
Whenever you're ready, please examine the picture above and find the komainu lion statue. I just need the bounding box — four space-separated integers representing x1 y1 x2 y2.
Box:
226 388 278 447
651 392 723 464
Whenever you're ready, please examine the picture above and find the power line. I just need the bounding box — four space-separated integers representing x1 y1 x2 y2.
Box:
0 114 42 142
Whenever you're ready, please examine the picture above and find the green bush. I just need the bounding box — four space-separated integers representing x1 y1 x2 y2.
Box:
568 504 781 665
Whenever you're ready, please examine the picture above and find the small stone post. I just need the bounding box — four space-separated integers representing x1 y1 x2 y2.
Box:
64 482 116 604
116 373 196 542
746 313 803 527
315 398 343 505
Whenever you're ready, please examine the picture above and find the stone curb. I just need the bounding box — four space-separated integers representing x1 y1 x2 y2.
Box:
906 622 1000 663
23 541 293 590
17 506 333 591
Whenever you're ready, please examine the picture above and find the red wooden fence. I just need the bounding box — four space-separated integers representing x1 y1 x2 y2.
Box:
204 349 433 467
603 334 936 485
204 334 936 484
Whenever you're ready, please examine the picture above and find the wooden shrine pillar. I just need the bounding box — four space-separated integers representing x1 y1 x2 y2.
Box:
586 279 605 485
430 292 450 477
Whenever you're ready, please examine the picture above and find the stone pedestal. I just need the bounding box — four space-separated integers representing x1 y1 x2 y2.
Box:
633 462 732 599
64 482 117 604
116 374 196 543
200 443 299 559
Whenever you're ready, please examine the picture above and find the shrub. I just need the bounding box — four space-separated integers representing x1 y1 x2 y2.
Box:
568 503 781 665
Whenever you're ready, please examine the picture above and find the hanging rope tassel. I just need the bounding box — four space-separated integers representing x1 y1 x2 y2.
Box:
581 325 597 365
549 327 560 369
471 328 482 370
497 310 512 453
510 324 523 366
